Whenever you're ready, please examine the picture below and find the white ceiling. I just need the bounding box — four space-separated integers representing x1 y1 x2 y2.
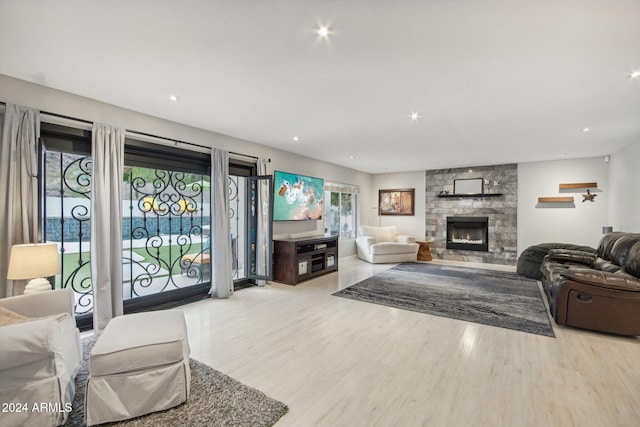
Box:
1 0 639 174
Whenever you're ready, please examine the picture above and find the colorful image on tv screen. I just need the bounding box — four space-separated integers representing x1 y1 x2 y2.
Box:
273 171 324 221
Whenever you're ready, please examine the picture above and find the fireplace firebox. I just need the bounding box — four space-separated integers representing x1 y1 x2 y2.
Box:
446 217 489 252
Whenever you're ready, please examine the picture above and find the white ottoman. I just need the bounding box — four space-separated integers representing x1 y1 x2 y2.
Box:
85 310 191 426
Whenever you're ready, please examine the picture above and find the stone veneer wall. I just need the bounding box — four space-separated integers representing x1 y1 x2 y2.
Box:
425 164 518 265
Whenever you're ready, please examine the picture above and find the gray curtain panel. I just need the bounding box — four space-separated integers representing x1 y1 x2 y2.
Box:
90 123 125 331
210 148 233 298
0 104 40 298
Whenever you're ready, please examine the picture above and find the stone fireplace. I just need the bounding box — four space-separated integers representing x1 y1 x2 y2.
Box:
446 217 488 252
425 163 517 265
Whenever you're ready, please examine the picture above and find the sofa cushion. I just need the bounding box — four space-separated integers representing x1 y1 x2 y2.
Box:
610 235 640 267
593 257 623 273
625 242 640 279
0 306 69 327
370 242 417 255
359 225 397 243
0 306 31 327
597 232 625 260
518 243 596 280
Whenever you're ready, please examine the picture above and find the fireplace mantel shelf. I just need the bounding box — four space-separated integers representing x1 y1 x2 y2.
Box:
437 193 503 198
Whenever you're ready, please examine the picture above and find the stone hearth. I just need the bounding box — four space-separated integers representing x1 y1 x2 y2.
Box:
425 164 517 265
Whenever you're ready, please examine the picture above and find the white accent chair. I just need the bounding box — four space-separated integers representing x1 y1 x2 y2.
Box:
0 289 82 427
356 225 419 263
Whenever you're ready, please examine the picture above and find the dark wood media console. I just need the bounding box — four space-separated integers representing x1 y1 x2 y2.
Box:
273 236 339 285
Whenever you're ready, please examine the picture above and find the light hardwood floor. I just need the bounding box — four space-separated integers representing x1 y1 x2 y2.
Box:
179 256 640 427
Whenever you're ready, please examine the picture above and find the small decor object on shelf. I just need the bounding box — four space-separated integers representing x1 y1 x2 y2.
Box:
379 188 415 216
582 189 597 202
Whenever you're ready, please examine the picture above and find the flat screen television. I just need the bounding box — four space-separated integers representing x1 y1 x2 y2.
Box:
273 170 324 221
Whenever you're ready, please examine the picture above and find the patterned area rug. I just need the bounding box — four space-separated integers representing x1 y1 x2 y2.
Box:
334 263 554 337
64 335 288 426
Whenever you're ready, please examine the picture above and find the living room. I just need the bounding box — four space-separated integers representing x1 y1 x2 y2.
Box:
2 1 640 427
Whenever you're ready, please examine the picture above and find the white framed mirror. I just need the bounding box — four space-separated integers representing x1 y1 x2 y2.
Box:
453 178 483 195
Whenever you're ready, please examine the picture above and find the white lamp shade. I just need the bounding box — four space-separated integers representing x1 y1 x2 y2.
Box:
7 243 61 280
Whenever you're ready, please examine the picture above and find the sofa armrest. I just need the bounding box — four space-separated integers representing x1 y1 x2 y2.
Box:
560 268 640 292
396 235 416 244
0 288 74 318
0 317 59 372
356 236 376 251
545 249 597 266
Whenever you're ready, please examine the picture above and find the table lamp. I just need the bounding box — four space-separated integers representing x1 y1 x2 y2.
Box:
7 243 61 294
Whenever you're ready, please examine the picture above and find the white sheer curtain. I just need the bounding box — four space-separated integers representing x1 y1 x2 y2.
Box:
90 123 125 331
256 158 270 286
210 148 233 298
0 104 40 298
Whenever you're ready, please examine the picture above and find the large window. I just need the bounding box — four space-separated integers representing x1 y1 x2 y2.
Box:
42 125 213 327
42 124 94 328
122 165 210 299
121 139 212 312
41 124 268 328
324 182 359 240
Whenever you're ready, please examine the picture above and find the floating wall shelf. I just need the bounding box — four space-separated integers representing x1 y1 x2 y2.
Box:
538 196 575 203
437 193 503 199
559 182 597 190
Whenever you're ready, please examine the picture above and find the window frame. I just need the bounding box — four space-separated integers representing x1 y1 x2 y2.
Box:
324 182 359 241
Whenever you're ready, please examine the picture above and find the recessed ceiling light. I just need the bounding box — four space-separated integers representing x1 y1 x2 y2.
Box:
293 136 300 143
349 155 356 160
168 95 180 102
317 25 331 38
410 111 420 122
582 127 590 133
629 70 640 79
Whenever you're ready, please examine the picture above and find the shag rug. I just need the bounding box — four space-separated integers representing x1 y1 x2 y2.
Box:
64 335 288 426
334 263 554 337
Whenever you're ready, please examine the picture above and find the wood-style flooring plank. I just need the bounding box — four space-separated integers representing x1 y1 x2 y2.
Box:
179 257 640 427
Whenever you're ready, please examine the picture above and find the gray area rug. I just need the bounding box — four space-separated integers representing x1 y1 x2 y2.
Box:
64 335 288 426
334 263 554 337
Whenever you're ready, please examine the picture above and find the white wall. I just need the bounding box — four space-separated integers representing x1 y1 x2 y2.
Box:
608 140 640 233
267 154 372 255
517 157 609 255
370 171 426 240
0 74 372 257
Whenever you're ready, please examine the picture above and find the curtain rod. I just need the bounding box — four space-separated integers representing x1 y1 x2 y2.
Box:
1 101 269 162
0 102 94 125
125 130 269 162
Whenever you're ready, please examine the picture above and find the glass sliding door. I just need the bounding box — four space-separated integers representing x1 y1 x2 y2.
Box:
122 139 211 312
247 175 273 281
229 161 272 286
229 175 247 281
123 166 211 299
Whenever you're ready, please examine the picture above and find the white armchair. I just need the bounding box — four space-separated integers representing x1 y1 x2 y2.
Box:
356 225 419 263
0 289 82 427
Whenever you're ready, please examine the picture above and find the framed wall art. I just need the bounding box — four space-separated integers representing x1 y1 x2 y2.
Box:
378 188 415 216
